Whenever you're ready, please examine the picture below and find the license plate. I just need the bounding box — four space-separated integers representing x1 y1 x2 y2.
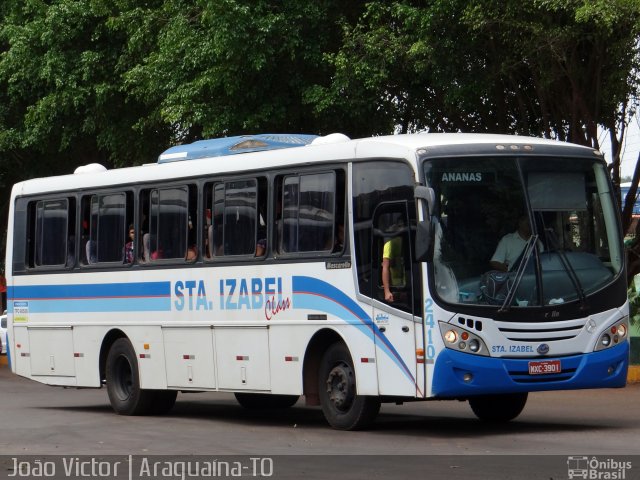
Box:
528 360 561 375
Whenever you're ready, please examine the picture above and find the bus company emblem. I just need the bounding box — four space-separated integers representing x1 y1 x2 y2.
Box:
537 343 550 355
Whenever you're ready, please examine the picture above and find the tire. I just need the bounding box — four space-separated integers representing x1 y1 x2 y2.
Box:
318 342 380 430
234 393 299 409
468 392 528 422
105 338 154 415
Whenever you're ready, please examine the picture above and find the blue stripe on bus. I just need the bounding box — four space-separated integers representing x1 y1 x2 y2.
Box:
292 275 417 389
9 282 170 299
7 282 172 313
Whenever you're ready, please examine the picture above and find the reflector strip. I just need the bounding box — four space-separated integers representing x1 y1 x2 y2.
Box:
236 355 249 361
139 353 150 359
284 356 299 362
74 353 84 358
20 352 29 357
360 357 375 363
182 354 195 360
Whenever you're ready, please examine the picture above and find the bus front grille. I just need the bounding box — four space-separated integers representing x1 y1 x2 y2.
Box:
495 320 585 342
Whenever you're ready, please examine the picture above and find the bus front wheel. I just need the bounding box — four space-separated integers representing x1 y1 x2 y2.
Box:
468 392 528 422
318 342 380 430
106 338 154 415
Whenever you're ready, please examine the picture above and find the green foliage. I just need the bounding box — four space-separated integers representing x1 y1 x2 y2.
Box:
628 284 640 327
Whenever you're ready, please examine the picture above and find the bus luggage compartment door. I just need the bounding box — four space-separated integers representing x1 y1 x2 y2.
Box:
162 326 216 389
214 326 271 391
28 326 76 377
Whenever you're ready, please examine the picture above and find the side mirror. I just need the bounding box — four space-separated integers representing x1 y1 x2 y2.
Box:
414 186 436 262
415 218 433 262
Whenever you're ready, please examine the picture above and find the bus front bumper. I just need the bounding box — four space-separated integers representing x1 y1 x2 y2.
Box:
431 342 629 397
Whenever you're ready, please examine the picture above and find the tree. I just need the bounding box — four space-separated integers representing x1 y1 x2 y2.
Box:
117 0 366 141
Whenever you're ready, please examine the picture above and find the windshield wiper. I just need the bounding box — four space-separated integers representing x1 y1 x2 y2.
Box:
499 234 539 312
544 228 588 310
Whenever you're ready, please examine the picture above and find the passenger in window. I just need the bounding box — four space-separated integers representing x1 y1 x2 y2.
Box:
186 216 198 261
382 221 406 303
186 245 198 261
256 238 267 257
81 219 96 264
123 224 135 263
151 240 164 260
208 223 224 257
86 239 97 264
256 211 267 257
142 232 151 262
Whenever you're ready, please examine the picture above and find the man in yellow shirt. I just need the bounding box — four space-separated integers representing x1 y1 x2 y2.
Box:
382 236 405 302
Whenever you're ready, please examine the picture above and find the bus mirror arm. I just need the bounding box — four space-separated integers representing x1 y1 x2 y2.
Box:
414 186 435 212
414 186 435 262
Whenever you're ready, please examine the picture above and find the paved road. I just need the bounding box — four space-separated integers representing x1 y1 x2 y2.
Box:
0 364 638 479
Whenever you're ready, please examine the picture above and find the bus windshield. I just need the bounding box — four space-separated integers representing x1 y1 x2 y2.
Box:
423 156 622 308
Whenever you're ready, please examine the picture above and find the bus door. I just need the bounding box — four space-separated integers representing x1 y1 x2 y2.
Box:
371 202 422 397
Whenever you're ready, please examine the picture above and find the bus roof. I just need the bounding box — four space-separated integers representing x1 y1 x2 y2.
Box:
11 133 601 197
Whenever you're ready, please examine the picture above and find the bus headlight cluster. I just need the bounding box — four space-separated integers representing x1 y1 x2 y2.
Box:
594 317 629 352
439 322 489 356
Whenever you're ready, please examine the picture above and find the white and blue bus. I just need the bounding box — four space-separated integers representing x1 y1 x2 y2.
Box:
620 181 640 215
4 133 630 429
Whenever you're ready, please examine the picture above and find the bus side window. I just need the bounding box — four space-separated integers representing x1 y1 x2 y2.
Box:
206 179 260 258
31 198 70 268
80 193 131 265
224 179 258 256
279 172 336 253
147 187 189 261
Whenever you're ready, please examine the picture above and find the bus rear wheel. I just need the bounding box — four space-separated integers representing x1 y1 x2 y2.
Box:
468 392 528 422
106 338 154 415
318 342 380 430
234 393 299 409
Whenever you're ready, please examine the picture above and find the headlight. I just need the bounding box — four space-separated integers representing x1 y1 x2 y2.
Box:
594 317 629 351
439 322 489 356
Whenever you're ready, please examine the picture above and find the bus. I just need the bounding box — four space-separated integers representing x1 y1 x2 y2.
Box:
620 182 640 215
4 133 629 430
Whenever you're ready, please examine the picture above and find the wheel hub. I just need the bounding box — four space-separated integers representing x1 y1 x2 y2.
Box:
326 363 355 412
